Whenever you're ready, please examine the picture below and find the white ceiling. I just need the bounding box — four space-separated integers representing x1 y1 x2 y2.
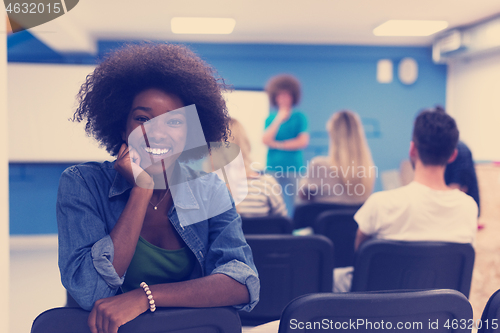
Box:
31 0 500 53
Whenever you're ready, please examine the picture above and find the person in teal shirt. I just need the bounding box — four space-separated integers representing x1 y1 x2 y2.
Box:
263 74 309 216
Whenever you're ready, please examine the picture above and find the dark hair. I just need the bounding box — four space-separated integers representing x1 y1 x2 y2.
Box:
73 43 230 158
412 109 459 166
265 74 301 107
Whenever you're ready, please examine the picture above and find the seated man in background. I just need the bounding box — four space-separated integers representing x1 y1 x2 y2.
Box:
334 109 478 292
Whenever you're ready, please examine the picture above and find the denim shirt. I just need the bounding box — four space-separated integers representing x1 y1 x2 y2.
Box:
57 161 259 312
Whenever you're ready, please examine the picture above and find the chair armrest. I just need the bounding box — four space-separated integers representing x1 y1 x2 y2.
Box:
32 306 241 333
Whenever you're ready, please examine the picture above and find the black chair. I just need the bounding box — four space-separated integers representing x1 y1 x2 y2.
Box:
478 288 500 333
31 306 242 333
241 234 334 326
351 240 475 297
241 215 293 234
278 289 473 333
293 202 361 230
313 209 359 268
65 290 79 308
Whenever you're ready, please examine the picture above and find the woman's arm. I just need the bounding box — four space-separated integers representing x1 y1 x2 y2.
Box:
156 273 249 307
57 166 124 311
110 143 154 277
108 186 151 277
204 182 260 311
87 274 249 333
262 110 288 146
87 180 258 333
57 176 150 310
58 145 153 310
268 132 310 151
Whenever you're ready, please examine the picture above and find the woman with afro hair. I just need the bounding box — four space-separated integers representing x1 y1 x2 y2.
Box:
57 43 259 333
262 74 309 216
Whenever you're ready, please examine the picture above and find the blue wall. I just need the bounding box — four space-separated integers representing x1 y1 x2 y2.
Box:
8 38 447 235
99 42 446 188
9 163 74 234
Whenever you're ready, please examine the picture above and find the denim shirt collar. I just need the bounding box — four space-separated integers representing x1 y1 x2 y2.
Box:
107 161 200 210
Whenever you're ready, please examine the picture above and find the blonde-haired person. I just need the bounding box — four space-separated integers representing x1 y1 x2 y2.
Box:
224 118 288 217
298 110 376 204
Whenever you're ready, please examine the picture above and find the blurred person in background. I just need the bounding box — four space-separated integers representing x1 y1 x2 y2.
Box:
298 110 376 204
262 74 309 216
227 118 287 217
334 109 477 293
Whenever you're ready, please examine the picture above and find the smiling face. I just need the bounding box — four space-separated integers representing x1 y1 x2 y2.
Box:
123 88 187 178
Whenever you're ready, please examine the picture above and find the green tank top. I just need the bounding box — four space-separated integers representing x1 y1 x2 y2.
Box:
121 236 197 293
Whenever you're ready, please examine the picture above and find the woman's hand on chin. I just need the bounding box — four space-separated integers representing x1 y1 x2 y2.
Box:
88 289 150 333
275 109 289 123
114 143 155 189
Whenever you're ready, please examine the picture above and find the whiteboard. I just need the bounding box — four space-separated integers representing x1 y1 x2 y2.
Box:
8 63 269 165
223 90 269 170
8 63 109 162
447 53 500 162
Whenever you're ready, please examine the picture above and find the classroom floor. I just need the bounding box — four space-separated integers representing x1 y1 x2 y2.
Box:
469 164 500 321
10 164 500 333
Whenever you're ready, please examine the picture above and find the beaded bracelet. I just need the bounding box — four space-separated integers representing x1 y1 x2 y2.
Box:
140 282 156 312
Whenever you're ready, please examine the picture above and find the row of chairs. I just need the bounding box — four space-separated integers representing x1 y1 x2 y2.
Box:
32 288 500 332
32 203 478 332
241 235 334 325
241 236 475 325
278 288 500 333
292 202 362 230
242 205 364 268
64 236 475 327
242 202 361 234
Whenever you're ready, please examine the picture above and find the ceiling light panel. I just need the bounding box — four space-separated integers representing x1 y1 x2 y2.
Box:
373 20 449 36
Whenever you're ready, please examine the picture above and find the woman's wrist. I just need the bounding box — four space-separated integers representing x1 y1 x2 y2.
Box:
131 287 151 313
140 282 157 312
130 186 154 201
273 116 284 125
274 141 284 150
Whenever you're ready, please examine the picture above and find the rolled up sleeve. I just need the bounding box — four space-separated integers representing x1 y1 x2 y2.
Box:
57 167 122 311
204 184 260 311
91 235 125 289
212 259 260 312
